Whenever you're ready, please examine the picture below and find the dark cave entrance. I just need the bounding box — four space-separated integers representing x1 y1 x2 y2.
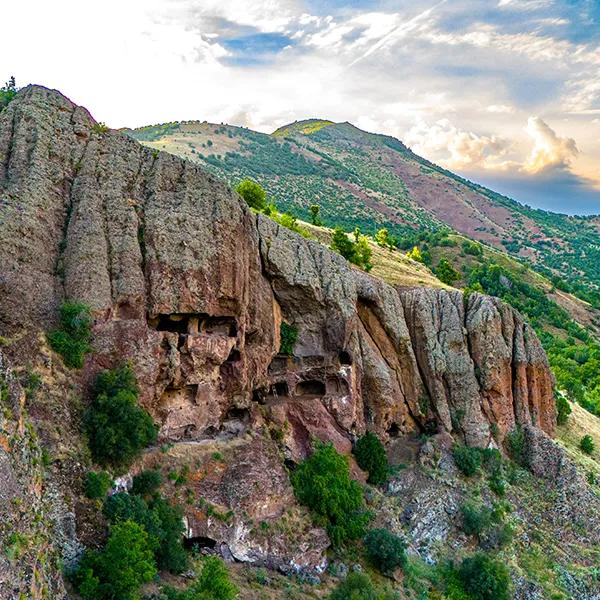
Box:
295 379 326 396
339 350 352 365
183 536 217 550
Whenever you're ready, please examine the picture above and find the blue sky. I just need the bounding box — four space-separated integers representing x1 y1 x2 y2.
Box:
2 0 599 214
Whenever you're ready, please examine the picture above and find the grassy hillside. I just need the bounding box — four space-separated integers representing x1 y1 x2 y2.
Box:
125 119 599 311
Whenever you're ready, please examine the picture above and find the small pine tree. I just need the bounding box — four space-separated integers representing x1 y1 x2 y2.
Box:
556 393 571 425
331 227 356 262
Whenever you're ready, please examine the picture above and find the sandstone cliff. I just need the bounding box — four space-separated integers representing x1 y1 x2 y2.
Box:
0 87 563 591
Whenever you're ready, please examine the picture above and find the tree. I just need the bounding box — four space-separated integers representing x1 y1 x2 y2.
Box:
580 434 595 455
235 179 266 211
279 322 298 356
406 246 424 264
363 528 407 574
47 301 93 368
331 227 357 262
329 572 396 600
374 228 394 250
435 257 460 286
74 521 157 600
309 204 323 226
353 432 388 485
355 235 373 272
0 76 17 111
84 365 157 470
291 442 371 547
555 393 571 425
459 553 511 600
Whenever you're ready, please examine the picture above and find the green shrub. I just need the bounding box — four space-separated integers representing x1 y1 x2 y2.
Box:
435 258 460 286
330 226 372 271
330 571 396 600
163 556 239 599
453 445 481 477
0 76 17 111
73 520 157 600
291 442 371 547
309 204 323 226
84 471 113 500
580 435 595 455
103 492 188 574
459 553 511 600
556 393 571 425
279 322 298 356
364 528 407 574
84 365 157 470
47 301 92 368
354 432 388 485
92 122 109 134
460 502 492 537
236 178 266 211
505 427 527 467
131 469 162 498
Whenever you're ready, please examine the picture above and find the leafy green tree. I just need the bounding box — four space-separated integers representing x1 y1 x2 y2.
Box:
459 553 511 600
309 204 323 226
435 257 460 285
355 235 373 272
47 301 92 368
460 502 492 537
331 227 357 262
291 442 371 547
235 178 266 211
84 471 113 500
131 469 162 498
353 432 388 485
580 434 595 455
74 521 157 600
0 76 17 111
363 528 407 574
84 365 157 470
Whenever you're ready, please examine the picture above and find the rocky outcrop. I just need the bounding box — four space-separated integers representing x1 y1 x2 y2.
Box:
0 87 557 577
0 86 555 450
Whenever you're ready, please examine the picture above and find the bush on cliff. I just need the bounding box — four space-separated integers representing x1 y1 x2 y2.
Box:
364 528 407 574
329 571 397 600
556 392 571 425
131 469 163 498
47 301 92 368
279 322 298 356
103 491 188 574
162 556 239 600
458 553 511 600
330 226 373 272
435 257 460 286
354 432 388 485
291 442 371 547
236 178 266 211
73 520 157 600
84 364 157 470
0 76 17 111
84 471 113 500
453 445 482 477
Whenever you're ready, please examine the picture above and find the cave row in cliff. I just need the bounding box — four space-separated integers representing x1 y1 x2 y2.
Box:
149 313 238 337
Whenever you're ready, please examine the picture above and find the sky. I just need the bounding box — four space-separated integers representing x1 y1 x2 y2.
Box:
3 0 599 215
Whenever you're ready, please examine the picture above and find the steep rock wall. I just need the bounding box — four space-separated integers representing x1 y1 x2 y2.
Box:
0 86 555 455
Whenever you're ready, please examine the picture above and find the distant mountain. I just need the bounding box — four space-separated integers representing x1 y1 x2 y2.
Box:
125 118 599 307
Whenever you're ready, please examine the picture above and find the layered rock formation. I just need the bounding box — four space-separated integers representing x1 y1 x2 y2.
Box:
0 86 558 579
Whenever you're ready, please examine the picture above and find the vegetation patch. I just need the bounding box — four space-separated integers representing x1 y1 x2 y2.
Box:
47 301 92 368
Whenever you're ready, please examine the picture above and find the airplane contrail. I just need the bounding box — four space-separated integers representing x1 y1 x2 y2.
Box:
349 0 448 67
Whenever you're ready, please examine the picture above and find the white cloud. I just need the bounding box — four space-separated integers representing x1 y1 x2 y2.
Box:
486 104 515 114
521 117 579 174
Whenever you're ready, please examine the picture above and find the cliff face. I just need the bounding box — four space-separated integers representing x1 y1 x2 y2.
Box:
0 86 555 449
0 87 559 583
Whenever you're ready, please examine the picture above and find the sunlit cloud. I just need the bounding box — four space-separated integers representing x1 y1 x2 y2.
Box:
521 117 579 174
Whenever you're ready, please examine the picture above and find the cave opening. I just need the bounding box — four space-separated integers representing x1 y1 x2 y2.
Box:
284 458 297 471
154 314 189 334
270 381 290 397
225 348 241 363
387 423 400 438
295 379 326 396
183 536 217 550
225 406 250 422
339 350 352 366
252 388 267 404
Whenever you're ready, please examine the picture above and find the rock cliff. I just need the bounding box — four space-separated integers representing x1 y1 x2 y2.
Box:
0 86 560 589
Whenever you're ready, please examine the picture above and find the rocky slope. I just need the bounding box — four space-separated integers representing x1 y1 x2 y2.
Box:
0 86 586 597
